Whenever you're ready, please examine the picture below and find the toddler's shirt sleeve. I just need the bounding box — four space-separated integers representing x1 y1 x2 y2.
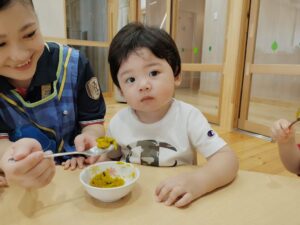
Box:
188 108 226 158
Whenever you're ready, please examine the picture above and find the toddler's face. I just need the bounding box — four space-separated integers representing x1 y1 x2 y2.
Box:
0 2 44 88
117 47 181 119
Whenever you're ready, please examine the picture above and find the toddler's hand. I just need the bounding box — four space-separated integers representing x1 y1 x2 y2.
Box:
62 156 85 170
155 172 200 208
74 133 106 164
271 119 295 143
1 138 56 188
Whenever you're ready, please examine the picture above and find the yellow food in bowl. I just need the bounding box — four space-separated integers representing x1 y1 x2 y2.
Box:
90 169 125 188
80 161 140 202
96 136 117 150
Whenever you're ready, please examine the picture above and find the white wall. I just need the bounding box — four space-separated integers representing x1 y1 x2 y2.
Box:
33 0 66 38
200 0 228 94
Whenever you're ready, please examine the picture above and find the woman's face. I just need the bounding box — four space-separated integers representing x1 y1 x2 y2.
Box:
0 1 44 88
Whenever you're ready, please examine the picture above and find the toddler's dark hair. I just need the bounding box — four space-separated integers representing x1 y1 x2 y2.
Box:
0 0 34 10
108 22 181 88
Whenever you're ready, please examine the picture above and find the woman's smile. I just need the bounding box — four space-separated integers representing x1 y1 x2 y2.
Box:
14 56 32 71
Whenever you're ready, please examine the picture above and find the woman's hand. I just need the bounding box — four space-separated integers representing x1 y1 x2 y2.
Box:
1 138 55 188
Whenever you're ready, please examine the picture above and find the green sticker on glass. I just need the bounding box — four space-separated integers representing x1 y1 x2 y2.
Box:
193 47 199 55
208 46 212 52
271 41 278 52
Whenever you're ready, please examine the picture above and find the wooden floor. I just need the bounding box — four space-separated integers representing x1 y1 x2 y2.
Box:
104 96 295 178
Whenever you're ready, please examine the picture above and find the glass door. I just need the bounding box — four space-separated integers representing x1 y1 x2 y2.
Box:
238 0 300 136
35 0 115 96
172 0 228 124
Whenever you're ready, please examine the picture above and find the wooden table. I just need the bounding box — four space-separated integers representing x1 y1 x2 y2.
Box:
1 166 300 225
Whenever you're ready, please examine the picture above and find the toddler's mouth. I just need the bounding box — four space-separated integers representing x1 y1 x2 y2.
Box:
141 96 154 102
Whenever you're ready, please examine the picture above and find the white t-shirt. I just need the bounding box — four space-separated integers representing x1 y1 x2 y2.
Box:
107 99 226 167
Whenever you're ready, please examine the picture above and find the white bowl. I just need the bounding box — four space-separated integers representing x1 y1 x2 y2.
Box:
80 161 140 202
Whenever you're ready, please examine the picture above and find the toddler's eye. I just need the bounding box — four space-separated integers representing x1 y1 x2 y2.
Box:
149 71 158 77
0 42 6 47
125 77 135 83
24 30 36 38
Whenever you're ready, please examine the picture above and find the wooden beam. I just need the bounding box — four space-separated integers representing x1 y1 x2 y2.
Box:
220 0 249 131
129 0 138 22
165 0 172 33
250 64 300 75
181 64 223 72
239 0 259 122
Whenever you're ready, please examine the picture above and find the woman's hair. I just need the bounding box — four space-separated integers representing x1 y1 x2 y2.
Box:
108 22 181 88
0 0 34 10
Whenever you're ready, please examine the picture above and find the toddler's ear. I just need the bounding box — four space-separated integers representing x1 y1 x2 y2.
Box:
174 74 182 87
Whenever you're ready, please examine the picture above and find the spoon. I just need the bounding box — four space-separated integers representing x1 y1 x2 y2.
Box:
44 145 115 158
270 113 300 143
288 117 300 129
287 108 300 129
8 145 115 162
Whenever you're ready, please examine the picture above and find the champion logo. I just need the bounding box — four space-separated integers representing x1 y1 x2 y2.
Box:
207 130 215 137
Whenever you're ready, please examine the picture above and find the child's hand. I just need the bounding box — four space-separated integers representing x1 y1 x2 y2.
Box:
1 138 56 188
271 119 295 143
155 172 200 208
62 157 85 170
74 133 109 165
62 132 95 170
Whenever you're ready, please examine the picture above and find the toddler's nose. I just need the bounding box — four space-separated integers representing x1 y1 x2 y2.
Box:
139 78 151 92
